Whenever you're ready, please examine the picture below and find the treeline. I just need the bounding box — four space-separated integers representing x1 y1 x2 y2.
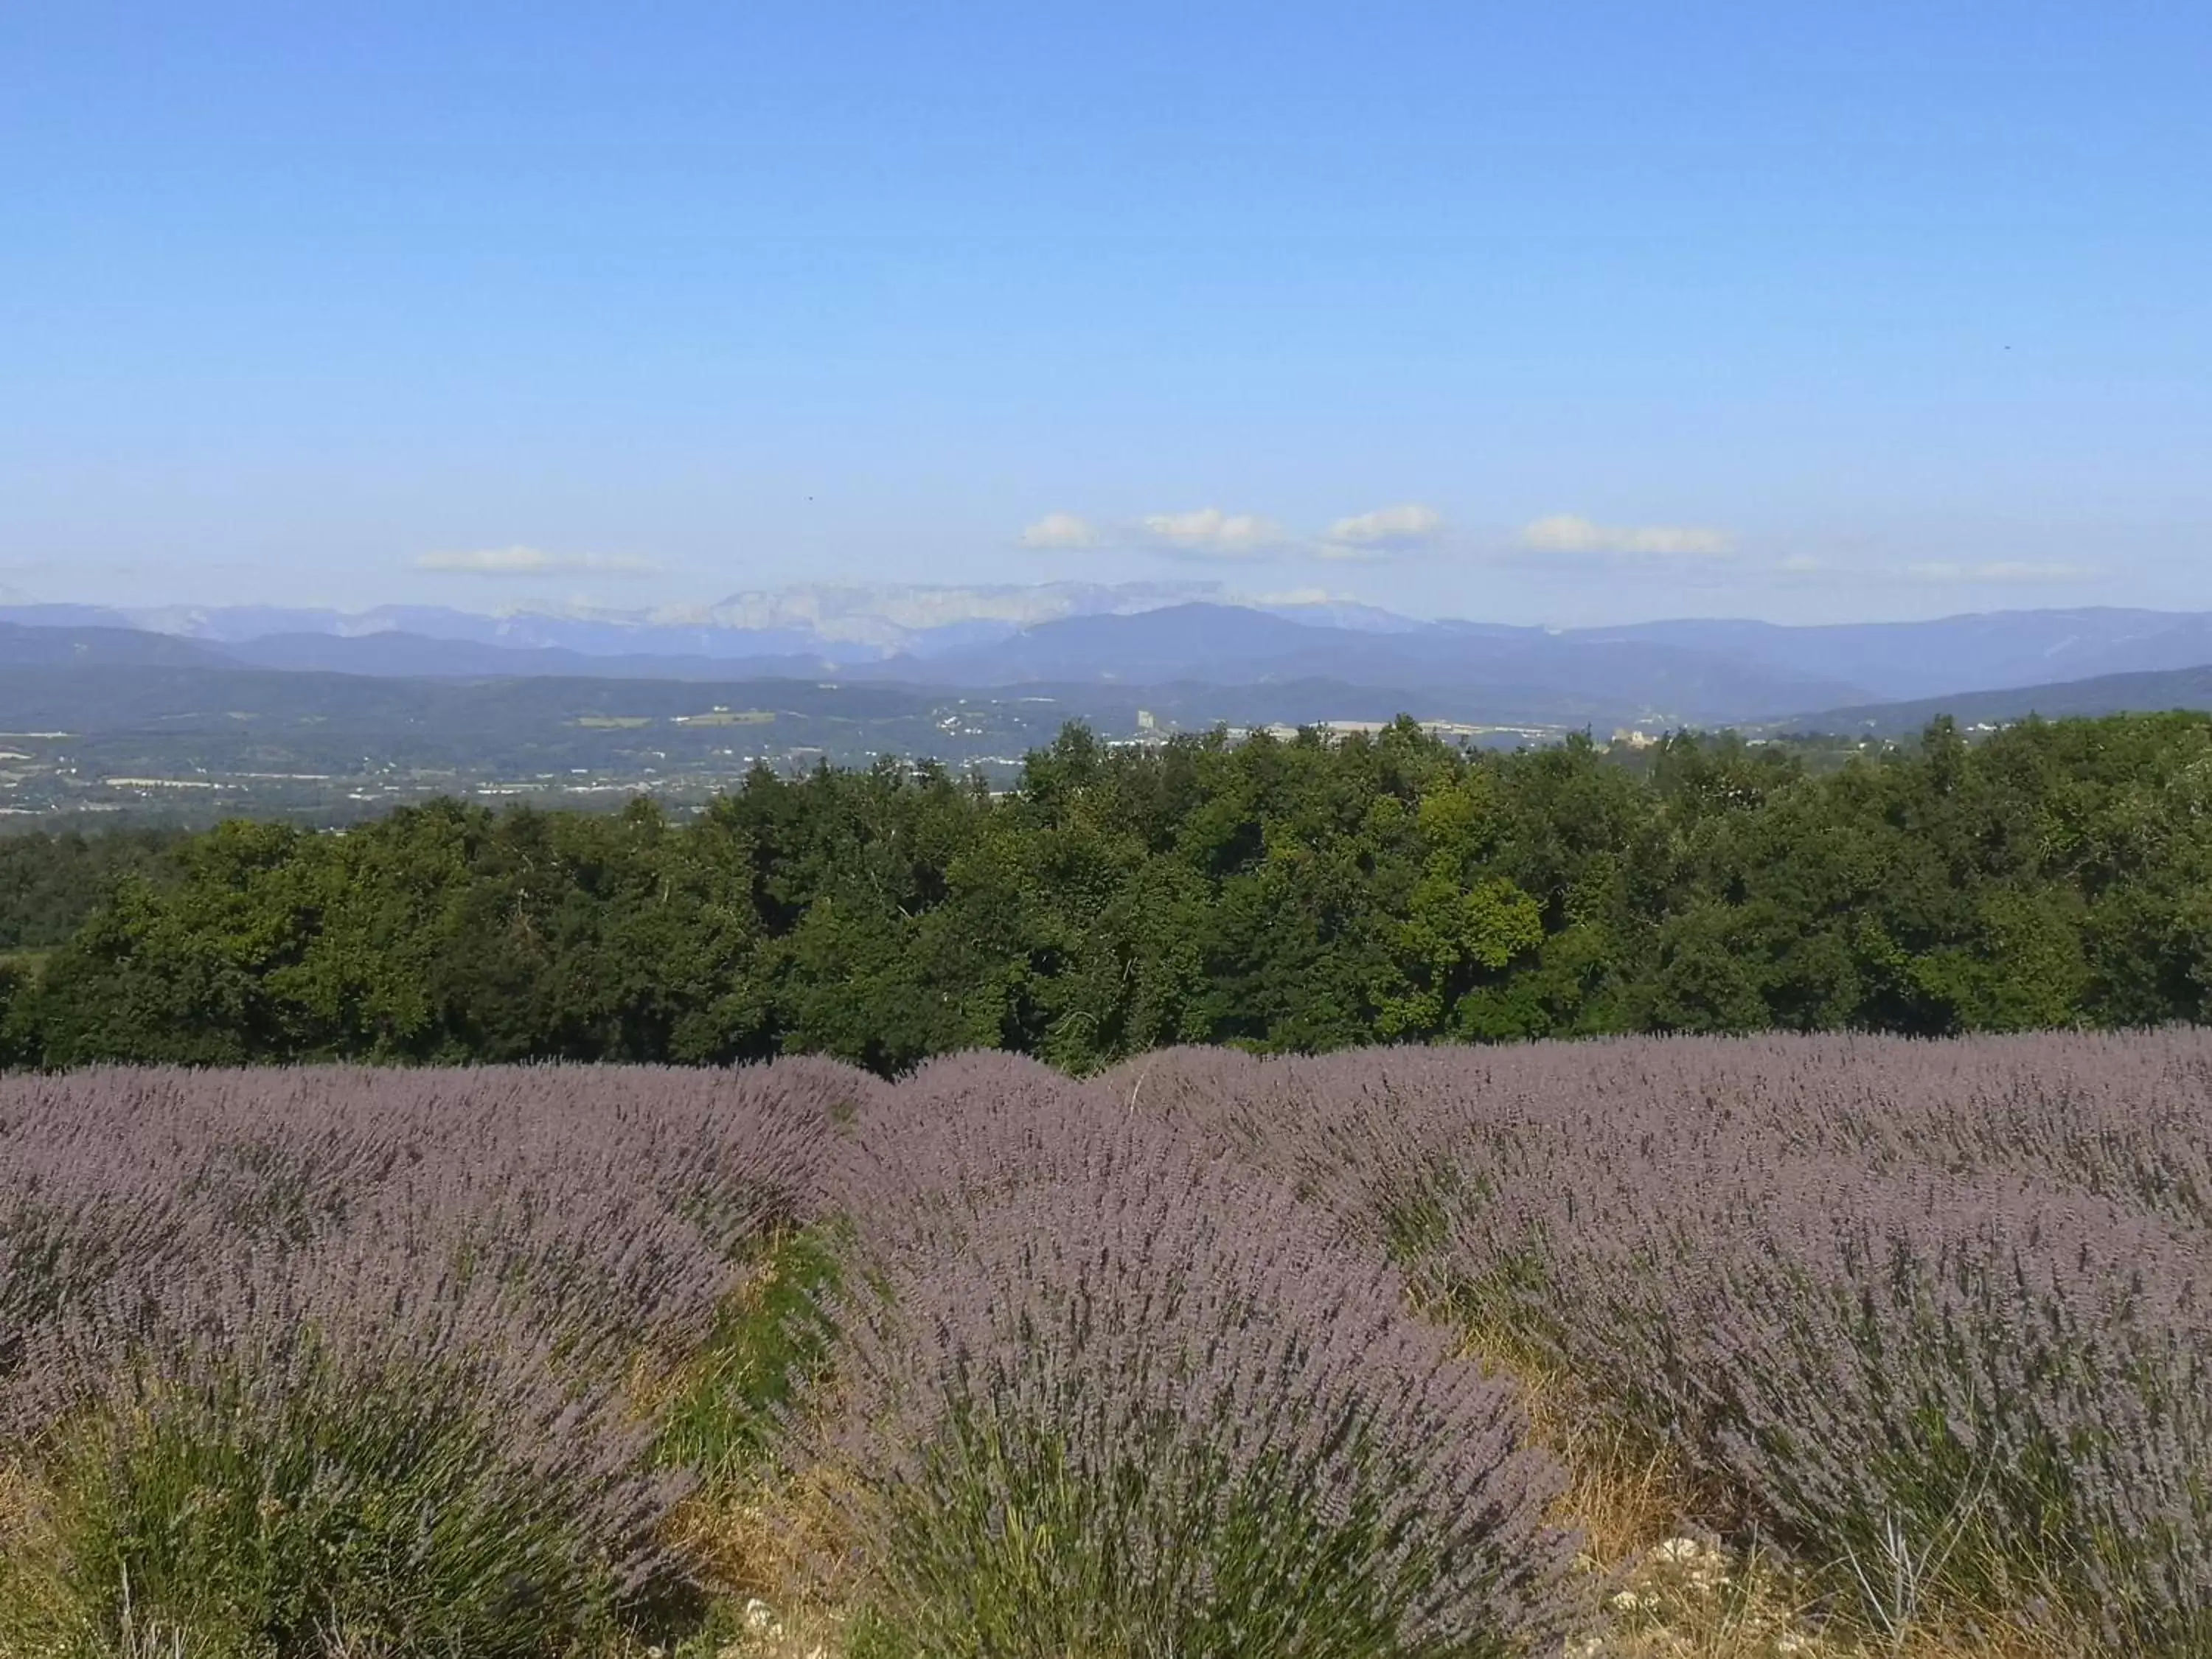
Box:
4 714 2211 1073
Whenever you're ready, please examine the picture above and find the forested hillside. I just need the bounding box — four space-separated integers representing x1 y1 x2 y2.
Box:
7 712 2211 1073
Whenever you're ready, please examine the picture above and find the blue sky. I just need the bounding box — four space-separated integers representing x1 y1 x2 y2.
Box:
3 1 2208 625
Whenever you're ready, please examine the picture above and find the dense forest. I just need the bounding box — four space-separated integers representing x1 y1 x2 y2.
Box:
0 824 187 952
4 712 2210 1074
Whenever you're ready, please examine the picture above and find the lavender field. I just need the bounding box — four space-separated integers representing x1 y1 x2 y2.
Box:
1 1035 2207 1658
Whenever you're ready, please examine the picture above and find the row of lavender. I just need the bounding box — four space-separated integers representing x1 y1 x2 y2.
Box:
818 1057 1574 1657
1118 1032 2212 1652
0 1065 848 1656
1 1035 2205 1655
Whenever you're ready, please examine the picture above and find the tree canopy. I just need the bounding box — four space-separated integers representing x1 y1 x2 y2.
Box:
9 714 2212 1074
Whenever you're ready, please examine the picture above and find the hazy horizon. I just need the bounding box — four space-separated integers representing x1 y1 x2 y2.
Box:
9 579 2212 643
6 4 2208 627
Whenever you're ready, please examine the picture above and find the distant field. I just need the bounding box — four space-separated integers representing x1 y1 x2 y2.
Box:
673 709 776 726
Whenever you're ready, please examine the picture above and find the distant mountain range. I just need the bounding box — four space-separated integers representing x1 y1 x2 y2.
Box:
1775 666 2212 737
0 582 1377 663
1576 611 2212 703
4 590 2212 735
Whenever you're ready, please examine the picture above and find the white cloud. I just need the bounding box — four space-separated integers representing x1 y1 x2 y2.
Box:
1011 501 1444 564
1136 508 1290 560
1318 503 1445 560
412 545 665 577
1018 512 1105 551
1905 560 2096 585
1775 554 1825 574
1519 514 1733 558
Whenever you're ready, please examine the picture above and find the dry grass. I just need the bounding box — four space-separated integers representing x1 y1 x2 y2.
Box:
0 1460 71 1650
0 1461 34 1554
650 1380 863 1659
651 1472 854 1659
1446 1312 1722 1561
1562 1531 2096 1659
665 1461 855 1607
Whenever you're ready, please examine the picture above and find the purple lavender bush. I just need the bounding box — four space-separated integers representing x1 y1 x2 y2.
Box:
807 1054 1579 1659
1124 1034 2212 1652
0 1061 853 1657
1 1253 681 1658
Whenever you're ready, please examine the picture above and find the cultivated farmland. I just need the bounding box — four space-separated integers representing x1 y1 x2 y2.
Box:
1 1034 2205 1658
